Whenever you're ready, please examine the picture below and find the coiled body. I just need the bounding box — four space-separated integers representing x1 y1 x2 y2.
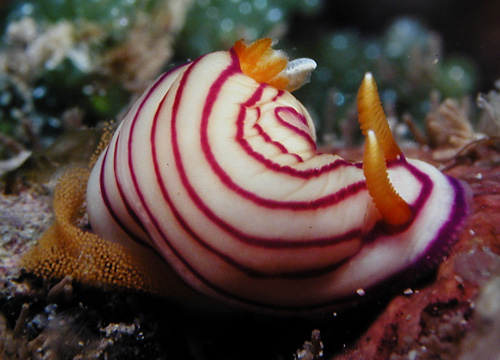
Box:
86 44 468 312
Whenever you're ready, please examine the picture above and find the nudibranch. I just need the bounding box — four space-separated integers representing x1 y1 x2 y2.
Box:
22 38 469 314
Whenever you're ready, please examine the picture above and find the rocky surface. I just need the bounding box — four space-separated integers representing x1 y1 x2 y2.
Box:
336 147 500 360
0 145 499 359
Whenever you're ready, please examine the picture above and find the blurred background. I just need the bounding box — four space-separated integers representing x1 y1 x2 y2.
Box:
0 0 499 165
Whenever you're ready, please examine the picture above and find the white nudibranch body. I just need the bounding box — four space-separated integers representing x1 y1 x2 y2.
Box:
86 40 468 313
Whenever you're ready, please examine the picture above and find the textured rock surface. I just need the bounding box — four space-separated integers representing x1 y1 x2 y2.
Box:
335 148 500 360
0 189 52 279
0 146 499 359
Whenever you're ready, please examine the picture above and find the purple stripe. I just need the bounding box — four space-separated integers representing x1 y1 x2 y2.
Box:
113 133 144 230
342 173 469 315
144 56 364 285
169 54 364 247
112 132 152 245
234 87 361 177
251 101 301 160
199 58 366 209
119 49 465 312
250 164 468 313
244 170 465 312
124 60 257 300
272 89 284 102
98 135 152 250
363 159 432 242
145 59 359 285
253 122 304 162
273 106 317 149
129 61 253 295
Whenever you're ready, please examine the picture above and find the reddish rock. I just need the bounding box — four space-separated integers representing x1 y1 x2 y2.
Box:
333 148 500 359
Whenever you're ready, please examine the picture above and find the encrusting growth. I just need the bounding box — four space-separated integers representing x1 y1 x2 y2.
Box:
21 127 194 299
22 168 164 294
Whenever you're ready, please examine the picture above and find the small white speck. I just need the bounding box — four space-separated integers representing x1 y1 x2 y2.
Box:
403 288 414 296
469 229 476 236
475 173 483 180
332 312 337 317
356 288 365 296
